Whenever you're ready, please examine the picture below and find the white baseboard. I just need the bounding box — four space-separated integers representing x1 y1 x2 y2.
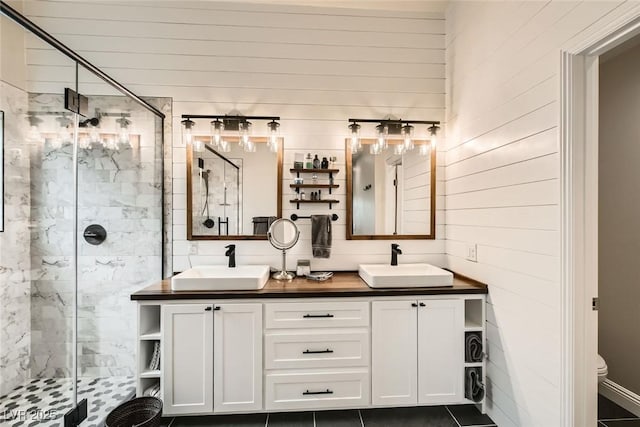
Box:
599 379 640 417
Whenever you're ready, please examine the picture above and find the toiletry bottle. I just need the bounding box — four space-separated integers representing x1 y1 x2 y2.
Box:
321 157 329 169
318 189 322 200
300 190 306 200
313 154 320 169
305 153 313 169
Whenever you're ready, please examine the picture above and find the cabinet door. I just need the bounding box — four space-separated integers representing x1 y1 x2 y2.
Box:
371 300 418 406
214 303 263 412
417 299 464 404
162 304 213 415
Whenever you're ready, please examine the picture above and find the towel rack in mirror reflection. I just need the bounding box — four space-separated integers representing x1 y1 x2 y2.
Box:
290 214 338 221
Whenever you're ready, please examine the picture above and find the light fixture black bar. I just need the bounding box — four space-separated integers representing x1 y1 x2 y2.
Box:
0 1 165 119
348 118 440 125
27 111 130 117
182 115 280 121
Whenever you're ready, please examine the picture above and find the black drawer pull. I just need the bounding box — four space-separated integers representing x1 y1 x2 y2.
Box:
204 307 212 311
411 303 418 307
303 349 334 354
213 306 221 311
303 389 333 395
419 302 426 307
303 313 334 318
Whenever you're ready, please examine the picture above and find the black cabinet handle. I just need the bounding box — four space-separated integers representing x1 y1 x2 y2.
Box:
303 349 334 354
411 303 418 307
204 307 212 311
303 313 334 318
303 389 333 395
214 306 221 311
419 302 426 307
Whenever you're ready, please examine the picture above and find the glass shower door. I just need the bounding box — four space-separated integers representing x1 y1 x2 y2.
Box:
0 11 82 426
74 65 164 419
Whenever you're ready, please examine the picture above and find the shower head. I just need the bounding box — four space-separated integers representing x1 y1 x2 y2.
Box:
79 117 100 127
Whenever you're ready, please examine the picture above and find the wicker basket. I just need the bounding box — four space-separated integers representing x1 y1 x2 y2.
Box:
105 397 163 427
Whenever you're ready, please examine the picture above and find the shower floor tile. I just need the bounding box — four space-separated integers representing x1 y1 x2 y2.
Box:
0 376 136 427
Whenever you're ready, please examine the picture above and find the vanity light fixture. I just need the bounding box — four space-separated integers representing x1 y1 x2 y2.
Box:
181 114 281 153
27 109 133 150
347 118 440 155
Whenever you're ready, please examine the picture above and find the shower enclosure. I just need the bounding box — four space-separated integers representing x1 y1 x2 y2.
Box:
0 3 165 426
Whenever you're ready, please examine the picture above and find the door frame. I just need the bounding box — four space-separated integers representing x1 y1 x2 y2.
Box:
560 8 640 426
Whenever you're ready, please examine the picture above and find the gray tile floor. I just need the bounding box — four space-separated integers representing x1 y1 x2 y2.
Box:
598 394 640 426
161 405 497 427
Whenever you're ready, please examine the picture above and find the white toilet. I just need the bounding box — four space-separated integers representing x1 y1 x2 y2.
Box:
598 354 608 383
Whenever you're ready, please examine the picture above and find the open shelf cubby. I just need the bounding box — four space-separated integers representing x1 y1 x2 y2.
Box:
464 299 484 330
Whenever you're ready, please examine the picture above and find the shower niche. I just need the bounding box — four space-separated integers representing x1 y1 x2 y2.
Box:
187 136 283 240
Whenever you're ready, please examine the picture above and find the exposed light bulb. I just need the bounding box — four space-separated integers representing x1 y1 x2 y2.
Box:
268 120 280 153
394 144 405 155
376 123 388 150
418 143 430 156
56 115 72 144
27 125 42 142
193 139 204 153
370 142 382 155
89 125 100 143
239 121 252 147
349 122 361 153
218 139 231 153
244 139 256 153
402 123 414 151
181 118 195 146
116 115 131 146
26 115 43 142
211 119 224 147
428 124 440 151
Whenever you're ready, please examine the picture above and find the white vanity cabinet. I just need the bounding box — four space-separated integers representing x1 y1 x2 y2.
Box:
135 288 486 417
372 299 465 406
160 302 263 416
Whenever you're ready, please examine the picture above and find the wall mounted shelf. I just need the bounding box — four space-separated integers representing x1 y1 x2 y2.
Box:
289 199 339 209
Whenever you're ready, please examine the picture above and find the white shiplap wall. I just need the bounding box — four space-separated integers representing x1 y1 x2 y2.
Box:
24 0 446 272
445 2 640 426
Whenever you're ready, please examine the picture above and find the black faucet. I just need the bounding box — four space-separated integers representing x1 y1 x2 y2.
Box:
391 243 402 266
225 244 236 268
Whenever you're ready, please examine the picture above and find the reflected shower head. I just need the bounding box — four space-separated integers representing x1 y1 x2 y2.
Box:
79 117 100 127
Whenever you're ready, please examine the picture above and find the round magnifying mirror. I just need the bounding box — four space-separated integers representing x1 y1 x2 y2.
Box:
268 218 300 280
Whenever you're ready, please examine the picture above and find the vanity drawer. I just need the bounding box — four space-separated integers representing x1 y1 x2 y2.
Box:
265 369 370 410
265 329 369 369
265 302 369 329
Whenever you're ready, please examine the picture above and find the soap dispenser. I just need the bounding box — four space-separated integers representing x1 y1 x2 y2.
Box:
305 153 313 169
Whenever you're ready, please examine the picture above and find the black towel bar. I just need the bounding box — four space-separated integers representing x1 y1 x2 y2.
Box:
290 214 338 221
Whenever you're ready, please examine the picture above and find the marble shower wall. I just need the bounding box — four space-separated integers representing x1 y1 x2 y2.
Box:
29 93 165 378
0 81 31 395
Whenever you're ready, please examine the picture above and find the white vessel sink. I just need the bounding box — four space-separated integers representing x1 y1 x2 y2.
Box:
171 265 271 291
358 263 454 288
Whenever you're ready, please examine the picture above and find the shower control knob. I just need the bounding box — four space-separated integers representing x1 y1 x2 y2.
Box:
83 224 107 245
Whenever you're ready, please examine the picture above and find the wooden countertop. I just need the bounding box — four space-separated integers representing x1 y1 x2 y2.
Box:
130 271 487 301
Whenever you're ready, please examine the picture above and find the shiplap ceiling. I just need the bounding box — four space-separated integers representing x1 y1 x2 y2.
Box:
226 0 449 13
